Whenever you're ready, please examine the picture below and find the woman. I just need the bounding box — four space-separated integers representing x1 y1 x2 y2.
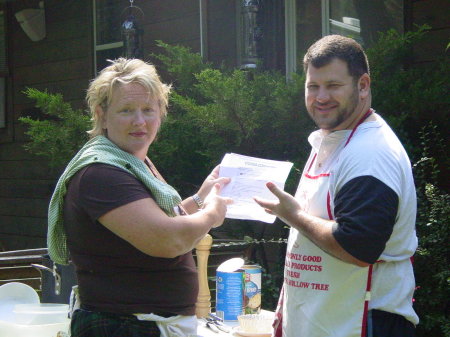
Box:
47 58 232 337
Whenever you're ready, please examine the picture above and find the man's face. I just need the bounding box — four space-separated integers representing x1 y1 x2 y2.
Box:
305 58 362 133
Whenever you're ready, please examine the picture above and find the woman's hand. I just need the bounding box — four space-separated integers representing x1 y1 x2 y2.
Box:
182 165 231 214
197 165 231 201
203 183 233 228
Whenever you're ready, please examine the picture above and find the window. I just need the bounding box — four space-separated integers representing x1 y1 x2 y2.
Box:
326 0 403 46
93 0 124 73
0 10 6 129
285 0 403 76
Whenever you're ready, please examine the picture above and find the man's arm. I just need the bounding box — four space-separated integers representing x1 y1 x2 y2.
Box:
289 210 371 267
254 182 369 266
254 177 398 267
332 175 398 264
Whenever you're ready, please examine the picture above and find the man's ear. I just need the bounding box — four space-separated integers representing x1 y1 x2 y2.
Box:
359 74 371 99
96 105 106 129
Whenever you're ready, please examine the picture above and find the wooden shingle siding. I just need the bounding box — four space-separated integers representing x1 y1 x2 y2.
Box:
412 0 450 63
1 0 93 251
14 59 91 91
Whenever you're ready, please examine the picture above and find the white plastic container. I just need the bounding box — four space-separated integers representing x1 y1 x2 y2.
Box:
0 319 70 337
0 282 40 323
13 303 69 325
237 312 275 334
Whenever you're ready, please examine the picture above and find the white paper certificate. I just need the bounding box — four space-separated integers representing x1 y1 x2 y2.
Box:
219 153 293 223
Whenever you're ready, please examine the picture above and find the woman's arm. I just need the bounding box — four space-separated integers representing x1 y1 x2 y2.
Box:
99 183 232 258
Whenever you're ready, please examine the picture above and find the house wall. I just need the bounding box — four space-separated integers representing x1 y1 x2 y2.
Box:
410 0 450 64
139 0 202 56
0 0 93 250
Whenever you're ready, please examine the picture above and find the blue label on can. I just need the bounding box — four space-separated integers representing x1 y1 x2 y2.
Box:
216 271 244 321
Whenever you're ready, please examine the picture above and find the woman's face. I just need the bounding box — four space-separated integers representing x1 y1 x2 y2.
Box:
98 82 161 160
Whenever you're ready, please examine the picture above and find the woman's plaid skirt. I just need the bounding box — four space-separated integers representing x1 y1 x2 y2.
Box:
70 308 160 337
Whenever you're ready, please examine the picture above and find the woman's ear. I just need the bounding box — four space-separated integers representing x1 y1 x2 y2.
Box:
96 105 106 129
358 74 371 99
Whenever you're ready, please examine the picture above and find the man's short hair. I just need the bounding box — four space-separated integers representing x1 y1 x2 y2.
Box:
303 35 370 81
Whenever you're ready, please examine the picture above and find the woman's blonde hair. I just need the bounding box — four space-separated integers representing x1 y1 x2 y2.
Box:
86 58 171 138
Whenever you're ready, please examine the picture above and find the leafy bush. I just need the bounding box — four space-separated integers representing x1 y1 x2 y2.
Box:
412 125 449 337
367 27 449 337
19 88 90 168
366 25 450 167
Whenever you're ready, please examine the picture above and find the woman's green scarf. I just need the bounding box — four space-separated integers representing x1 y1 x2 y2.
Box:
47 135 182 265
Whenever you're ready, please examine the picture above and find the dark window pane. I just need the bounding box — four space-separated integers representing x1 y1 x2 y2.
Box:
96 47 123 72
0 11 5 128
295 0 404 71
0 11 6 73
96 0 126 45
329 0 403 47
296 0 322 63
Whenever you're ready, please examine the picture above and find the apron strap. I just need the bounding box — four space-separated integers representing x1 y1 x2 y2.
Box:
361 264 374 337
272 285 284 337
326 192 333 220
344 108 373 146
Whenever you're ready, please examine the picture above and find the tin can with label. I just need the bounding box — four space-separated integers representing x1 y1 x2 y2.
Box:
241 265 262 314
216 270 244 321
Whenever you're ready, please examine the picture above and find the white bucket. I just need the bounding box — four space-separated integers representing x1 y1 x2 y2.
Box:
13 303 69 325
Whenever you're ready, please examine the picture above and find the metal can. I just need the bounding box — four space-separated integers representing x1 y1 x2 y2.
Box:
216 270 244 321
241 265 262 314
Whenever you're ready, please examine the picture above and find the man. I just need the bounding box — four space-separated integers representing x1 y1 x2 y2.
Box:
254 35 418 337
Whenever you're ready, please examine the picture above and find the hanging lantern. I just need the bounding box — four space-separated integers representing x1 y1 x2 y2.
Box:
122 0 144 59
240 0 262 69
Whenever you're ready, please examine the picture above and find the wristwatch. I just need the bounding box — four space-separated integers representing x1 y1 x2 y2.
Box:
192 193 204 209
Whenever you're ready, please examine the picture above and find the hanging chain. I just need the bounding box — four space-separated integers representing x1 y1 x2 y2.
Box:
129 0 134 7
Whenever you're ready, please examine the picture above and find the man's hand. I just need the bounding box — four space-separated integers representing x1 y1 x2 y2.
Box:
253 182 302 226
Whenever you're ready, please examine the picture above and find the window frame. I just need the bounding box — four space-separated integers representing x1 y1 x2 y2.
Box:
0 9 6 129
285 0 403 77
285 0 330 77
92 0 124 74
0 6 12 143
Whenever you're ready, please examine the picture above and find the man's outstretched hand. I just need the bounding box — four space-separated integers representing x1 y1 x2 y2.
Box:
253 182 302 225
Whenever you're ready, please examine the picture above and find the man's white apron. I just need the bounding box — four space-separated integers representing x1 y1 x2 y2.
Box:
280 110 374 337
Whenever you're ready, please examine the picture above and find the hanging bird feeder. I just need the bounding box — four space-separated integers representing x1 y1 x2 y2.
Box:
241 0 262 69
121 0 144 59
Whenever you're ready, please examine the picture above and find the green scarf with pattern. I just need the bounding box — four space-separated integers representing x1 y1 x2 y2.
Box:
47 135 182 265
